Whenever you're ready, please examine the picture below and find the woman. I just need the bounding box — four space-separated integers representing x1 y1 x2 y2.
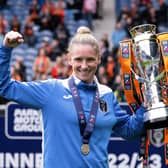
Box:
0 27 145 168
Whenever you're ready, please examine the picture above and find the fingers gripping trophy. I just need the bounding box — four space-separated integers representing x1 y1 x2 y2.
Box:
120 24 168 165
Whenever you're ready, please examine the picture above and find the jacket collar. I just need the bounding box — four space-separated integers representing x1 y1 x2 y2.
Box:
72 74 97 90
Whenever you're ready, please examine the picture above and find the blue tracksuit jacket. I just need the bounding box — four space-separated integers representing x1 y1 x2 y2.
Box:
0 46 145 168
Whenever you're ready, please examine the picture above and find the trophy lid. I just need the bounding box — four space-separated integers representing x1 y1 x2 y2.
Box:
130 24 156 38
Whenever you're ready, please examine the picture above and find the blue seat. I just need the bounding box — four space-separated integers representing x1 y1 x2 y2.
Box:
2 9 13 22
26 48 38 57
12 48 25 57
77 19 88 27
35 42 43 50
64 10 75 21
24 48 38 81
17 43 28 50
37 30 53 44
67 24 77 37
10 48 25 65
38 30 53 38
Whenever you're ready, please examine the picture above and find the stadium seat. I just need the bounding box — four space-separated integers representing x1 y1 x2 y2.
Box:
24 48 38 81
37 30 53 44
76 19 89 28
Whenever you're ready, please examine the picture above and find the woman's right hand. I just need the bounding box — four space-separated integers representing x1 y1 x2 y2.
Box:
3 31 24 48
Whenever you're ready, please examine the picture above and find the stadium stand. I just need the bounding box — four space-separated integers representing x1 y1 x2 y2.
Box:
1 0 168 103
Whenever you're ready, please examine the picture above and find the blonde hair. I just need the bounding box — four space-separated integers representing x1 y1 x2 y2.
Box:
68 26 100 56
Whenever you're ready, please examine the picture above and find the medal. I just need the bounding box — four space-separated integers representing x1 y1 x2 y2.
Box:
69 77 99 156
81 144 90 155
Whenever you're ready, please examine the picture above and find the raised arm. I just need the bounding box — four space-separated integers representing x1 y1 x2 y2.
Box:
0 31 54 109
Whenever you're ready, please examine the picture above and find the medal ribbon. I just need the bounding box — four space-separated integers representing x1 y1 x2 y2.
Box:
68 77 99 145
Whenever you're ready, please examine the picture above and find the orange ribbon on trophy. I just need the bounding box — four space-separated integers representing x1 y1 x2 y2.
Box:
157 32 168 165
119 40 143 113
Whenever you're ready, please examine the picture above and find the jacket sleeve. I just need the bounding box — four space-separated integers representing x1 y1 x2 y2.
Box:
112 93 146 140
0 46 54 109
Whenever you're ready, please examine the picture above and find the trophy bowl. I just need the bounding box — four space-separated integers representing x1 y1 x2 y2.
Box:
130 24 168 129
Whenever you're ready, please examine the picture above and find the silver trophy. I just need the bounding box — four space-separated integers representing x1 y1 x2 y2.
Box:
130 24 168 129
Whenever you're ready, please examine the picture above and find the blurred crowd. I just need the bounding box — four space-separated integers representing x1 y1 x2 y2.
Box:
0 0 168 103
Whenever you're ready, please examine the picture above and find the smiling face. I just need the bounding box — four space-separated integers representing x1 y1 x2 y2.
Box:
69 44 101 83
